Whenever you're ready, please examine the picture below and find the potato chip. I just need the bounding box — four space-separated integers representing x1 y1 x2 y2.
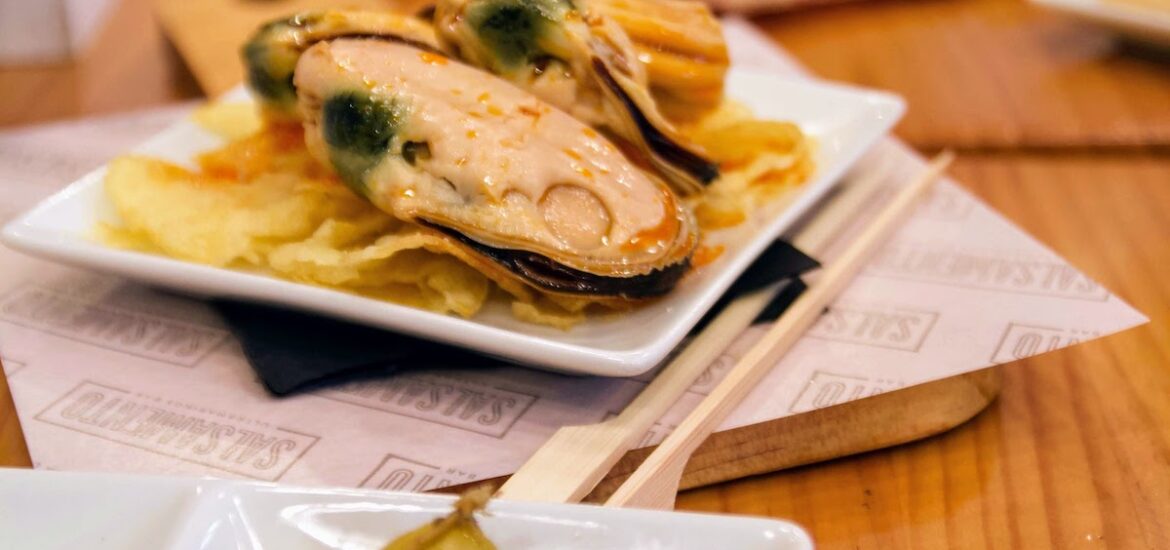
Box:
104 156 367 266
191 101 263 141
96 223 160 253
512 300 587 331
269 227 491 318
692 120 804 168
681 100 815 230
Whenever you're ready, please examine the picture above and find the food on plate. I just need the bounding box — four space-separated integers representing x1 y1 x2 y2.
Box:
243 11 440 121
589 0 730 122
295 38 696 303
383 487 497 549
681 102 814 230
100 149 496 319
99 5 813 328
434 0 719 195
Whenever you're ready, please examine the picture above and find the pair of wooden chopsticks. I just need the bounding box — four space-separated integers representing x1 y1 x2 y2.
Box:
498 152 955 509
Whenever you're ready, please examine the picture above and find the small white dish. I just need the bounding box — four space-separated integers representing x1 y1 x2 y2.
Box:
0 468 813 549
1 68 902 377
1032 0 1170 47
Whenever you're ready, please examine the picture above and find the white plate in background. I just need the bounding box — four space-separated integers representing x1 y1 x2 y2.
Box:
1 68 902 376
0 468 813 550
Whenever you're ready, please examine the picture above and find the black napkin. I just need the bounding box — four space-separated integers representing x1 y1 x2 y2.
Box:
216 239 818 396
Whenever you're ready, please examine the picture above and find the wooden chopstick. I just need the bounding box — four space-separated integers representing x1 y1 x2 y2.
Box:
496 155 899 503
604 151 955 509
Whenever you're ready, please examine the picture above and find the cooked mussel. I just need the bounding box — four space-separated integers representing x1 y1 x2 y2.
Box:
588 0 729 122
294 38 696 301
432 0 719 195
242 11 440 121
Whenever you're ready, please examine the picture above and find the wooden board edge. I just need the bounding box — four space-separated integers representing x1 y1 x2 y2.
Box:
438 367 1002 500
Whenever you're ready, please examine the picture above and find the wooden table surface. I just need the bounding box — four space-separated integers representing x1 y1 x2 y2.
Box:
1 0 1168 547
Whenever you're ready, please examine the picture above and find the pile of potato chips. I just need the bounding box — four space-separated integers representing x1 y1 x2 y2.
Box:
681 101 815 231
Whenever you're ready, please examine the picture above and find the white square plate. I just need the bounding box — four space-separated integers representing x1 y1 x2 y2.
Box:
1032 0 1170 47
1 68 903 377
0 468 813 549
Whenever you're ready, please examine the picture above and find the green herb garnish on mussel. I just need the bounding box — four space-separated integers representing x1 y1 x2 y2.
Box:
241 11 439 121
434 0 718 195
464 0 568 69
322 91 407 194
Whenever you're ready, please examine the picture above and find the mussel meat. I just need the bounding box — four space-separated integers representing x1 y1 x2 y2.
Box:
242 11 440 121
433 0 720 195
294 38 697 301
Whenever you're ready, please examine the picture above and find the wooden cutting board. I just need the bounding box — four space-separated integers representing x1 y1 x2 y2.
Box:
151 0 1002 493
591 367 1001 501
428 368 1002 500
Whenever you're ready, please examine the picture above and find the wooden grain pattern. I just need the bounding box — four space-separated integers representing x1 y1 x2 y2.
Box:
1 0 1169 547
0 0 200 127
0 359 31 468
676 153 1170 549
759 0 1170 150
586 367 1002 502
442 366 1001 501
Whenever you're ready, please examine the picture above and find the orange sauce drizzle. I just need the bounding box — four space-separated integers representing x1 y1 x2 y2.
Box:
622 187 679 254
418 51 448 65
197 121 306 181
194 120 340 185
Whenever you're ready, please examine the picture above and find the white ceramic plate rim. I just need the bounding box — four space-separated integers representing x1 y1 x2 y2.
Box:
0 468 813 549
1 68 903 376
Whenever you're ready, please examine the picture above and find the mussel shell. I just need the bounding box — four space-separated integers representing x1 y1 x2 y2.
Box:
590 57 719 189
425 221 690 299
